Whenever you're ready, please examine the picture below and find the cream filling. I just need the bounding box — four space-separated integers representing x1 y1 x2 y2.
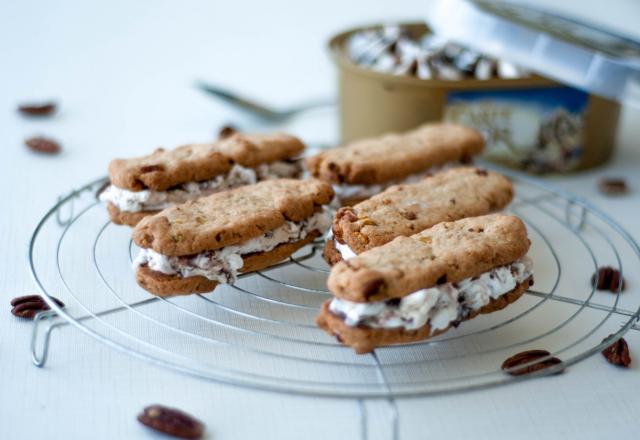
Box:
334 239 357 260
133 210 331 284
332 164 453 201
326 230 357 260
329 257 533 332
100 161 301 213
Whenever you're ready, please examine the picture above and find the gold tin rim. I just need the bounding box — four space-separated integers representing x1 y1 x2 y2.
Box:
327 21 559 89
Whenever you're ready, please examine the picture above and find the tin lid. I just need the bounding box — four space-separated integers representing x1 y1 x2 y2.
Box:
428 0 640 107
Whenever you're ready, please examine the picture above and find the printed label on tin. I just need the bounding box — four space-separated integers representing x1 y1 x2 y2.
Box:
444 87 588 172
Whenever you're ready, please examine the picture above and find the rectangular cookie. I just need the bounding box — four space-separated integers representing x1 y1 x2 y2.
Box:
317 214 533 353
132 178 334 297
324 167 513 264
100 132 305 226
306 123 484 205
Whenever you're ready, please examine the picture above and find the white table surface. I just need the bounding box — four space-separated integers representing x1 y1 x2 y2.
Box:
2 1 640 439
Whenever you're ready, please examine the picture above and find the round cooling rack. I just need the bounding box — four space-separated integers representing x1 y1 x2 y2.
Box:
28 167 640 399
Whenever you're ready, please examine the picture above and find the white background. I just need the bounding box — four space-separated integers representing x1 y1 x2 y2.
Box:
2 1 640 439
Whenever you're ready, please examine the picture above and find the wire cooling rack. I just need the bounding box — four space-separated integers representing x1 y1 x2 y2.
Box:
28 166 640 408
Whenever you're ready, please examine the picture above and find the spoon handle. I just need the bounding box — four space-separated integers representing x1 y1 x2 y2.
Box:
196 81 335 121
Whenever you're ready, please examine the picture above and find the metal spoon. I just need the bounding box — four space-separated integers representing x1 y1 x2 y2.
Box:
195 81 334 123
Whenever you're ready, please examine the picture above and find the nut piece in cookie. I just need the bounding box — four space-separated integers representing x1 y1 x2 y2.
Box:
326 166 513 264
100 132 305 227
306 123 484 204
132 179 334 297
317 214 533 353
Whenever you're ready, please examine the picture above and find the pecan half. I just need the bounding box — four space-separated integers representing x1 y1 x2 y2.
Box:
137 405 204 439
140 164 164 173
598 178 628 195
601 335 631 367
337 207 358 223
25 136 61 154
501 349 564 376
400 211 417 220
18 102 56 116
10 295 65 319
591 267 625 292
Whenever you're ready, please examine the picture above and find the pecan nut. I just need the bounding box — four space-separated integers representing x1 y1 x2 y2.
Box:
598 178 628 195
336 207 358 223
400 211 417 220
25 136 61 154
10 295 65 319
501 349 564 376
591 267 625 292
601 335 631 367
18 102 57 116
138 405 204 439
139 164 165 173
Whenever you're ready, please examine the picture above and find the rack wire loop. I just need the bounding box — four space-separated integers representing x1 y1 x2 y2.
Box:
31 311 59 367
565 199 587 231
55 194 75 227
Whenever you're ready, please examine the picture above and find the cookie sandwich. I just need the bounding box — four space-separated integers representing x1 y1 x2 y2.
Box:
132 179 334 297
306 123 484 205
317 214 533 353
100 132 305 226
324 167 513 265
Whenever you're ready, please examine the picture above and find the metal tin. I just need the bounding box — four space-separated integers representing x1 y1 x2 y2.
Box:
329 22 620 173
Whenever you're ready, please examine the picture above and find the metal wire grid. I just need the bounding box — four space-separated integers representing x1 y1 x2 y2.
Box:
28 168 640 411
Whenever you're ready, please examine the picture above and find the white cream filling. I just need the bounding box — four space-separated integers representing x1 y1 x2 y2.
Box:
133 210 331 284
326 230 358 260
335 240 357 260
329 257 533 332
332 164 453 201
100 161 301 213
